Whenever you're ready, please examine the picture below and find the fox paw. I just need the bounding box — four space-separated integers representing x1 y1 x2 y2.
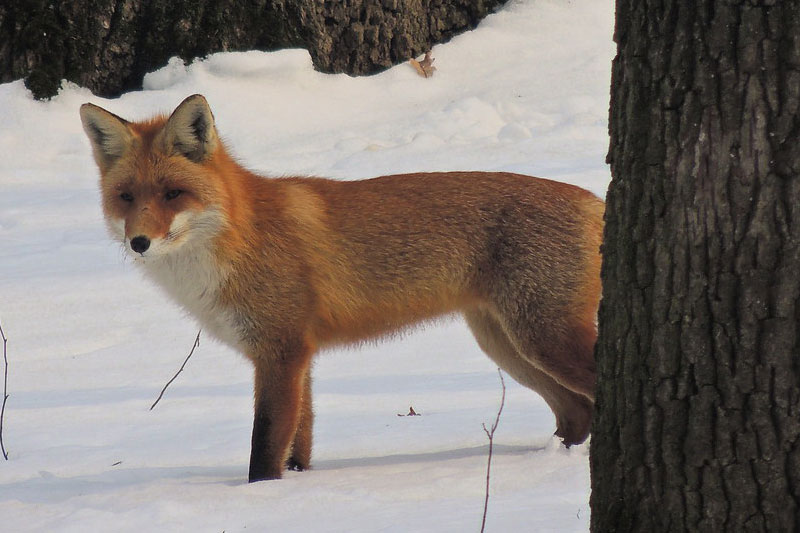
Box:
286 457 308 472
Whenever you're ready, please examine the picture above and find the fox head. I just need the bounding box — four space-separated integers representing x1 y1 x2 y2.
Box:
80 95 226 260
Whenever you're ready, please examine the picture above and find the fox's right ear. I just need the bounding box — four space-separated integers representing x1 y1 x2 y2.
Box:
79 103 133 173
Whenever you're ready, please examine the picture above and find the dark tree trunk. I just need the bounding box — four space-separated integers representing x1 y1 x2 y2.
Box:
0 0 506 100
591 1 800 531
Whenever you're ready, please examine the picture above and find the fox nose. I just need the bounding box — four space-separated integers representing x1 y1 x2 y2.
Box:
130 235 151 254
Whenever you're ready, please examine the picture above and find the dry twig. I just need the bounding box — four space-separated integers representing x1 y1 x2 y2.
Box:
0 321 8 460
480 369 506 533
150 330 201 410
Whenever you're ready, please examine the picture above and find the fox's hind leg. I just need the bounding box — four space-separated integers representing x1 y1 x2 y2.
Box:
504 311 597 401
464 309 593 445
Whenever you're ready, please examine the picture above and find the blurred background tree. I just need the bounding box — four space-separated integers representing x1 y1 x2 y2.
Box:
0 0 506 99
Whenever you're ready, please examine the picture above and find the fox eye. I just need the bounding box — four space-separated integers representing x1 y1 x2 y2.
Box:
165 189 183 201
120 192 134 202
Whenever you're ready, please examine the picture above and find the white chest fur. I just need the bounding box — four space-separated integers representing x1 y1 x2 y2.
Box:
139 243 243 351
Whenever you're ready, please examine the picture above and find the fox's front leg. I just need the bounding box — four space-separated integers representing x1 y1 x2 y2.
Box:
249 340 314 482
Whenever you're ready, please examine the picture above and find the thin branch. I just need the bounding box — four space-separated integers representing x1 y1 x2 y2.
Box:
0 321 8 460
480 368 506 533
150 330 201 410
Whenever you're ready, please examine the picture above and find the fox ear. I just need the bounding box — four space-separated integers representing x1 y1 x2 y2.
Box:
163 94 218 163
80 103 133 172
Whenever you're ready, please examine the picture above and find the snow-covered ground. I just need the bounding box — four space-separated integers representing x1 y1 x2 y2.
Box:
0 0 614 530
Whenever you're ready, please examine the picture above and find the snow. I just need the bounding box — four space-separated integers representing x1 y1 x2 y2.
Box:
0 0 614 530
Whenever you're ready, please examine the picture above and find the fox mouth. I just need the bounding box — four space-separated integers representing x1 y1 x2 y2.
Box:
117 208 223 260
125 224 200 259
124 236 166 259
127 242 154 260
123 220 190 259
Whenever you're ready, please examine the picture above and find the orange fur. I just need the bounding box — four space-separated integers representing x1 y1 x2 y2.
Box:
80 95 604 482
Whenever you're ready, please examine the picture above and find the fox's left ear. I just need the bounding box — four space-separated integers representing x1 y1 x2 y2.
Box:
80 103 133 173
163 94 218 163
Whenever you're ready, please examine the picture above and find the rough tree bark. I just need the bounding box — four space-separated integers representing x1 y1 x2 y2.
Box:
0 0 506 100
591 1 800 531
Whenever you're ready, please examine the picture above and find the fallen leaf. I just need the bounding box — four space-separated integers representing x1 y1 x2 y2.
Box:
398 406 421 416
409 52 436 78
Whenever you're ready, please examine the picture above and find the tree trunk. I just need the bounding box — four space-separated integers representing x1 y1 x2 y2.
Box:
591 1 800 531
0 0 506 100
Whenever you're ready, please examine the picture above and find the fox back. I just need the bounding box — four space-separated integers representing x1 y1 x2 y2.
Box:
81 94 603 482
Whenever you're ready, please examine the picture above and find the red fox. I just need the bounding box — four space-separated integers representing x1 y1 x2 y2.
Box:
80 94 603 482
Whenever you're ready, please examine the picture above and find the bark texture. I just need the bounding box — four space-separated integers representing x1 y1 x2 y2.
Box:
591 1 800 531
0 0 505 100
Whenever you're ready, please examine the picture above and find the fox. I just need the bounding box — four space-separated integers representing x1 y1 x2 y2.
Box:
79 94 603 482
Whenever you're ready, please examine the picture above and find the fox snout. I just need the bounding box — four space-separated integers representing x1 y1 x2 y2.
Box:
130 235 151 254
